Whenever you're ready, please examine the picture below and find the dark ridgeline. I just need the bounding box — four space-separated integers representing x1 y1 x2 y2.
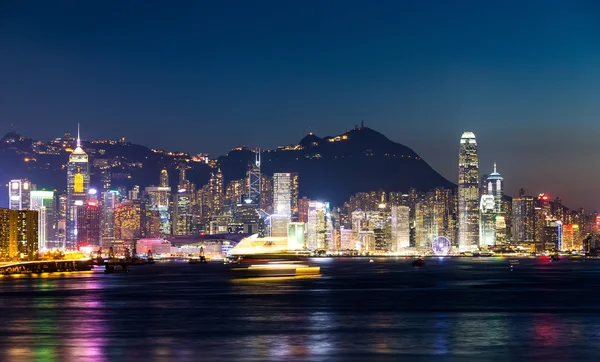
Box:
218 126 455 206
0 126 454 206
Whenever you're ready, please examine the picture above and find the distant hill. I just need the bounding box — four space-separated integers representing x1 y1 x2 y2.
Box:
219 126 455 205
0 126 455 207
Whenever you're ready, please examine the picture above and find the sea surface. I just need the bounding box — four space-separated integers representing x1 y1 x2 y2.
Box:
2 257 600 361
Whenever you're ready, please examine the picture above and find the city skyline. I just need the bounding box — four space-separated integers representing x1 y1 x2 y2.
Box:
2 1 600 210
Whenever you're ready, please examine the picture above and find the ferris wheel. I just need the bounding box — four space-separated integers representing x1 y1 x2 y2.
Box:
431 236 452 256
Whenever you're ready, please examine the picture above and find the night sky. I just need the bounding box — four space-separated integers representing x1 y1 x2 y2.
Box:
1 1 600 209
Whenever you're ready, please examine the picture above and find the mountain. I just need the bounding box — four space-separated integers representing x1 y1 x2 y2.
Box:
0 126 455 207
219 126 455 205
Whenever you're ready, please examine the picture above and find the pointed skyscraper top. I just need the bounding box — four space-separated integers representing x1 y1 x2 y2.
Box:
493 161 497 173
77 123 81 148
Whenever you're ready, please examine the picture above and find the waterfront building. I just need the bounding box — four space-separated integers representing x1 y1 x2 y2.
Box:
172 191 192 235
0 208 38 261
66 126 90 249
512 196 536 245
307 201 330 250
458 131 480 250
9 179 31 210
287 222 305 249
100 191 117 250
479 195 496 247
391 205 410 250
29 190 55 250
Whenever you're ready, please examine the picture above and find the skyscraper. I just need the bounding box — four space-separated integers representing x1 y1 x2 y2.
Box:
479 195 496 247
9 179 31 210
486 163 504 213
247 150 261 205
307 201 331 250
458 132 479 250
66 126 90 249
160 169 169 187
100 191 117 250
273 173 294 218
30 190 55 250
0 208 38 261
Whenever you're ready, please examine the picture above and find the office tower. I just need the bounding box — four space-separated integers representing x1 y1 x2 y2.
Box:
479 195 496 247
142 207 161 238
100 169 111 192
512 196 535 245
30 190 55 250
225 179 246 209
290 173 299 219
232 202 261 234
287 222 305 249
57 194 67 248
391 205 410 250
0 208 38 261
77 200 101 248
307 201 330 250
66 126 90 248
260 175 273 214
178 163 190 191
486 163 504 213
208 169 224 216
172 190 192 235
160 169 169 187
145 184 171 236
270 214 289 237
101 191 117 250
298 197 310 223
9 179 32 210
273 173 293 217
128 185 140 200
458 131 479 250
114 200 142 241
247 150 261 205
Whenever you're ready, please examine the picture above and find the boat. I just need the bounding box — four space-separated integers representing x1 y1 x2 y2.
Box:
189 256 207 264
227 253 320 277
411 258 426 267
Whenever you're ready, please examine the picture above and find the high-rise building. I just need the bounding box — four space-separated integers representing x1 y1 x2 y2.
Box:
298 197 310 224
145 183 171 235
512 196 536 245
307 201 331 250
172 191 192 235
77 200 101 248
486 163 504 213
0 208 38 261
114 200 142 241
479 195 496 247
29 190 55 250
208 169 224 216
247 150 261 205
458 131 479 250
287 222 305 249
66 126 90 249
270 214 289 237
391 205 410 251
9 179 32 210
290 173 299 219
273 173 295 218
100 191 117 250
160 169 169 187
260 175 273 215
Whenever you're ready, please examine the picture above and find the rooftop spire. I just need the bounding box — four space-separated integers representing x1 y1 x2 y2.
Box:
493 161 497 173
77 123 81 148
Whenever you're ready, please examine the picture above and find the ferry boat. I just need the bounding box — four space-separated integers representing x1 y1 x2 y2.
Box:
227 253 320 277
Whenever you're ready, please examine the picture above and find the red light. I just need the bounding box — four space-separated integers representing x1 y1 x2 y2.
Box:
542 196 548 201
200 232 205 236
87 201 97 207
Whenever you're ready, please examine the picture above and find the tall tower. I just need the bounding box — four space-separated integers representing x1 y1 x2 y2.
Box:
160 169 169 187
66 125 90 249
458 132 479 250
247 149 261 205
9 179 31 210
485 162 504 213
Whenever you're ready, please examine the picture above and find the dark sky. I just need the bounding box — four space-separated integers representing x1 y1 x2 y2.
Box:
1 1 600 210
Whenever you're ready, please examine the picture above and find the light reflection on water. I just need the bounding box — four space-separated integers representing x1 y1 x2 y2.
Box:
2 258 600 361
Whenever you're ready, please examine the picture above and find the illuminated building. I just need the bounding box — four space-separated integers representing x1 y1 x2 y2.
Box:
298 197 310 223
458 132 479 250
260 175 274 214
414 201 445 250
270 214 289 237
512 196 535 245
77 200 101 248
57 194 67 247
0 208 38 261
225 179 246 210
562 224 581 251
128 185 140 200
495 215 507 245
543 220 560 251
479 195 496 247
232 202 261 234
29 190 55 250
273 173 295 218
160 169 169 187
307 201 330 250
9 179 31 210
66 126 90 248
340 226 353 250
391 205 410 250
172 190 192 235
100 191 117 250
208 169 224 216
143 208 161 238
145 179 171 235
247 150 261 205
114 200 142 242
290 173 299 219
287 222 305 249
486 163 504 213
